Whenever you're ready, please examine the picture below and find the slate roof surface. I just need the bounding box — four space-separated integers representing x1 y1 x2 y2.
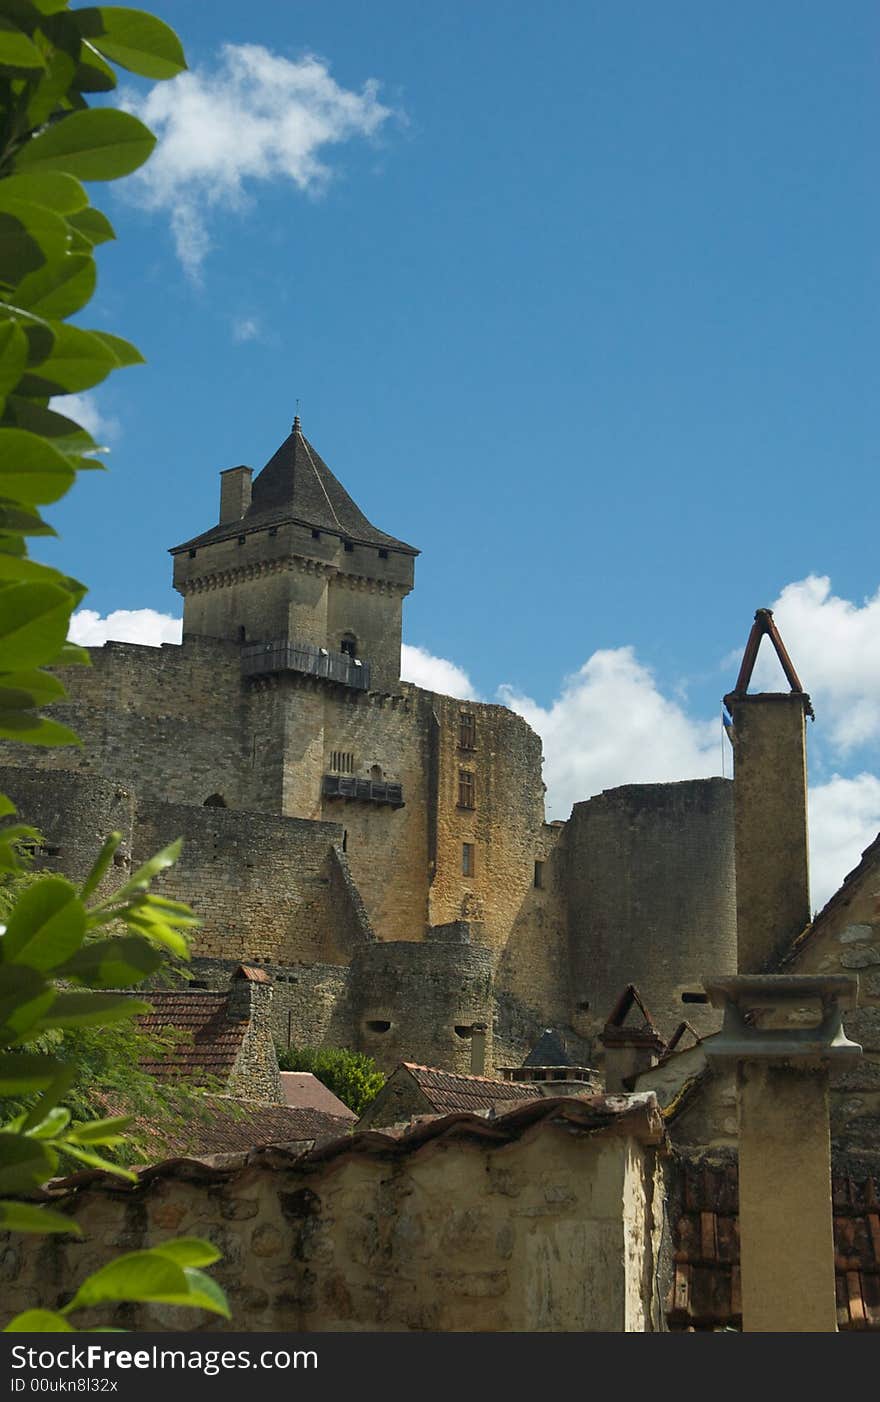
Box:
172 420 418 556
522 1029 573 1068
131 990 246 1085
403 1063 542 1114
279 1072 357 1121
668 1156 880 1330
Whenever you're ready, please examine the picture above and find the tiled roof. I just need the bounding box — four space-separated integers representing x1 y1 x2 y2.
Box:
403 1063 542 1114
777 832 880 970
150 1096 352 1157
42 1093 665 1191
279 1072 357 1121
668 1156 880 1330
172 420 418 556
131 990 247 1085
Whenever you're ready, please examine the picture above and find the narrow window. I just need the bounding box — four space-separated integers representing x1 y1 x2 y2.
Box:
237 534 245 545
459 711 476 750
681 991 709 1005
312 528 321 539
269 527 278 538
188 548 196 559
340 634 357 658
458 769 475 809
344 540 354 553
462 842 475 877
379 548 388 560
534 860 544 889
237 625 246 643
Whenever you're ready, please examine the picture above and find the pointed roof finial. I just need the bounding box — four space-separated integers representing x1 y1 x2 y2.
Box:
292 414 301 433
724 607 814 719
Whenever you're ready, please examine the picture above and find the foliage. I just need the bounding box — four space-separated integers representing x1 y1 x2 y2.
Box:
277 1044 385 1116
0 0 229 1330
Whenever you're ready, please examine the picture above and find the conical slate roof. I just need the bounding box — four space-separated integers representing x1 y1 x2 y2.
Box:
172 418 418 556
522 1028 574 1068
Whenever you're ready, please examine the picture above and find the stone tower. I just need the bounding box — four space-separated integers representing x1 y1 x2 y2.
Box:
170 417 418 694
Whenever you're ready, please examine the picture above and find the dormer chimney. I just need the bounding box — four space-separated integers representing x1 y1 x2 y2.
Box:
219 464 253 523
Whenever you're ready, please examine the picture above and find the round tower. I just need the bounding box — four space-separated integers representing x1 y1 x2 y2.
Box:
565 777 736 1042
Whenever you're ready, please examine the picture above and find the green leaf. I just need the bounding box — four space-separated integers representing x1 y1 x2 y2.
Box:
0 667 67 704
75 40 117 93
108 838 182 900
4 1308 76 1331
33 990 148 1030
0 172 88 215
89 328 142 367
0 1050 63 1093
0 428 76 504
15 252 96 319
67 205 114 245
0 210 47 286
48 640 90 667
2 395 101 455
67 1251 229 1316
0 501 56 536
78 829 120 901
66 1114 130 1144
0 193 70 272
0 318 28 402
0 1201 80 1235
57 933 162 986
3 875 86 969
18 321 121 395
0 17 46 70
19 1060 75 1132
0 711 79 745
117 912 189 957
58 1143 135 1178
77 7 186 80
0 969 54 1040
0 793 15 816
0 1131 56 1192
15 107 156 181
0 823 42 874
0 580 71 667
150 1238 221 1268
33 1 72 13
28 1104 70 1138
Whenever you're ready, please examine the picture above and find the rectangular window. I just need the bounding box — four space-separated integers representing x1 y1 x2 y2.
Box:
534 860 545 889
462 842 475 877
459 711 476 750
330 750 355 775
458 769 475 809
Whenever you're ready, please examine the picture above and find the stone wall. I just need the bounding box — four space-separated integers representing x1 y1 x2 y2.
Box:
0 1104 666 1332
565 779 737 1042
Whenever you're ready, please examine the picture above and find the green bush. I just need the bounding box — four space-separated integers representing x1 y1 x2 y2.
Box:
0 0 230 1330
277 1045 385 1117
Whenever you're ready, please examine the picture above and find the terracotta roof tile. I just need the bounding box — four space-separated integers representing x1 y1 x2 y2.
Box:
403 1062 540 1114
128 990 247 1085
279 1072 357 1120
667 1155 880 1331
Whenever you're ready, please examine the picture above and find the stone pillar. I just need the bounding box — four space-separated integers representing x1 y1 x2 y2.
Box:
219 464 253 523
726 692 811 972
705 974 861 1332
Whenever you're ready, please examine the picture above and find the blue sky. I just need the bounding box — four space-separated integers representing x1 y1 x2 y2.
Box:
50 2 880 903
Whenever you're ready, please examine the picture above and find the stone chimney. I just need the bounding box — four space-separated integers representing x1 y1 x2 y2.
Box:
227 964 281 1103
724 609 813 972
470 1022 488 1075
219 464 253 524
600 986 667 1093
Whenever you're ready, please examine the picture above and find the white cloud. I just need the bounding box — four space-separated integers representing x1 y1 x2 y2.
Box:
500 646 721 820
401 644 478 700
232 316 261 343
124 44 392 278
69 609 182 647
808 773 880 912
750 575 880 754
51 392 118 444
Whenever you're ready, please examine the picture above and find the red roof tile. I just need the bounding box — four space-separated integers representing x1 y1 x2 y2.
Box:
668 1156 880 1331
279 1072 356 1120
403 1062 541 1114
130 990 247 1085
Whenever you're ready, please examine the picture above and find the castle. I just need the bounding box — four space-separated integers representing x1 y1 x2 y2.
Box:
1 416 741 1071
